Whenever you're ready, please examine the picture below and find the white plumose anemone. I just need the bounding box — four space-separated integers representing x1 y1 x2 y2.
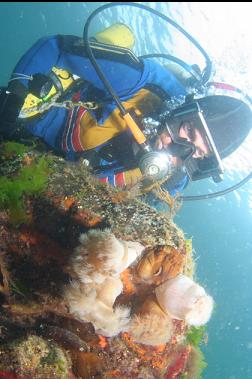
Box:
65 279 130 337
65 229 145 336
155 274 214 326
71 229 144 284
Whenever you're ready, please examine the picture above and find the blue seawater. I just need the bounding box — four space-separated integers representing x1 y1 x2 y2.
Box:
1 3 252 378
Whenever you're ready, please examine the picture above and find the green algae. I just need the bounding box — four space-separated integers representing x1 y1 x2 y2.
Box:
0 142 53 224
182 326 208 379
186 326 206 347
1 140 35 155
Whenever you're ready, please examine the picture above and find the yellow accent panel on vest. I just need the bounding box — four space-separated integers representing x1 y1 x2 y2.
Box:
79 88 163 150
20 67 77 118
21 93 43 118
51 67 76 91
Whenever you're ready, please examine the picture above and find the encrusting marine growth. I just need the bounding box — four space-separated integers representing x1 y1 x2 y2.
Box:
0 142 212 378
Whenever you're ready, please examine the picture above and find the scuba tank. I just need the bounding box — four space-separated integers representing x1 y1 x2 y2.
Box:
93 23 135 49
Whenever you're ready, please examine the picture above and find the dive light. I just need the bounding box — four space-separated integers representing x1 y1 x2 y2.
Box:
137 116 176 181
138 150 175 181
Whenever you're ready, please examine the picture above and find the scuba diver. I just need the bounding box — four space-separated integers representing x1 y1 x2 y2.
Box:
0 5 252 200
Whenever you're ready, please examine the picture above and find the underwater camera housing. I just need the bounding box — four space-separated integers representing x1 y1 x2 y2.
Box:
158 101 224 183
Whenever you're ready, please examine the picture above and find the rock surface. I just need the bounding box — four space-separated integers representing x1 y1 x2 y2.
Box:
0 141 204 379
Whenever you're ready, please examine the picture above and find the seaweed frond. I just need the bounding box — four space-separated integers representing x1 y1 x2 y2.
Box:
0 155 52 224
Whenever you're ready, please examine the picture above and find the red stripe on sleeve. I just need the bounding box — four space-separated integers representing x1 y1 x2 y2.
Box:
98 177 108 183
62 109 74 152
71 107 87 152
115 172 125 187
